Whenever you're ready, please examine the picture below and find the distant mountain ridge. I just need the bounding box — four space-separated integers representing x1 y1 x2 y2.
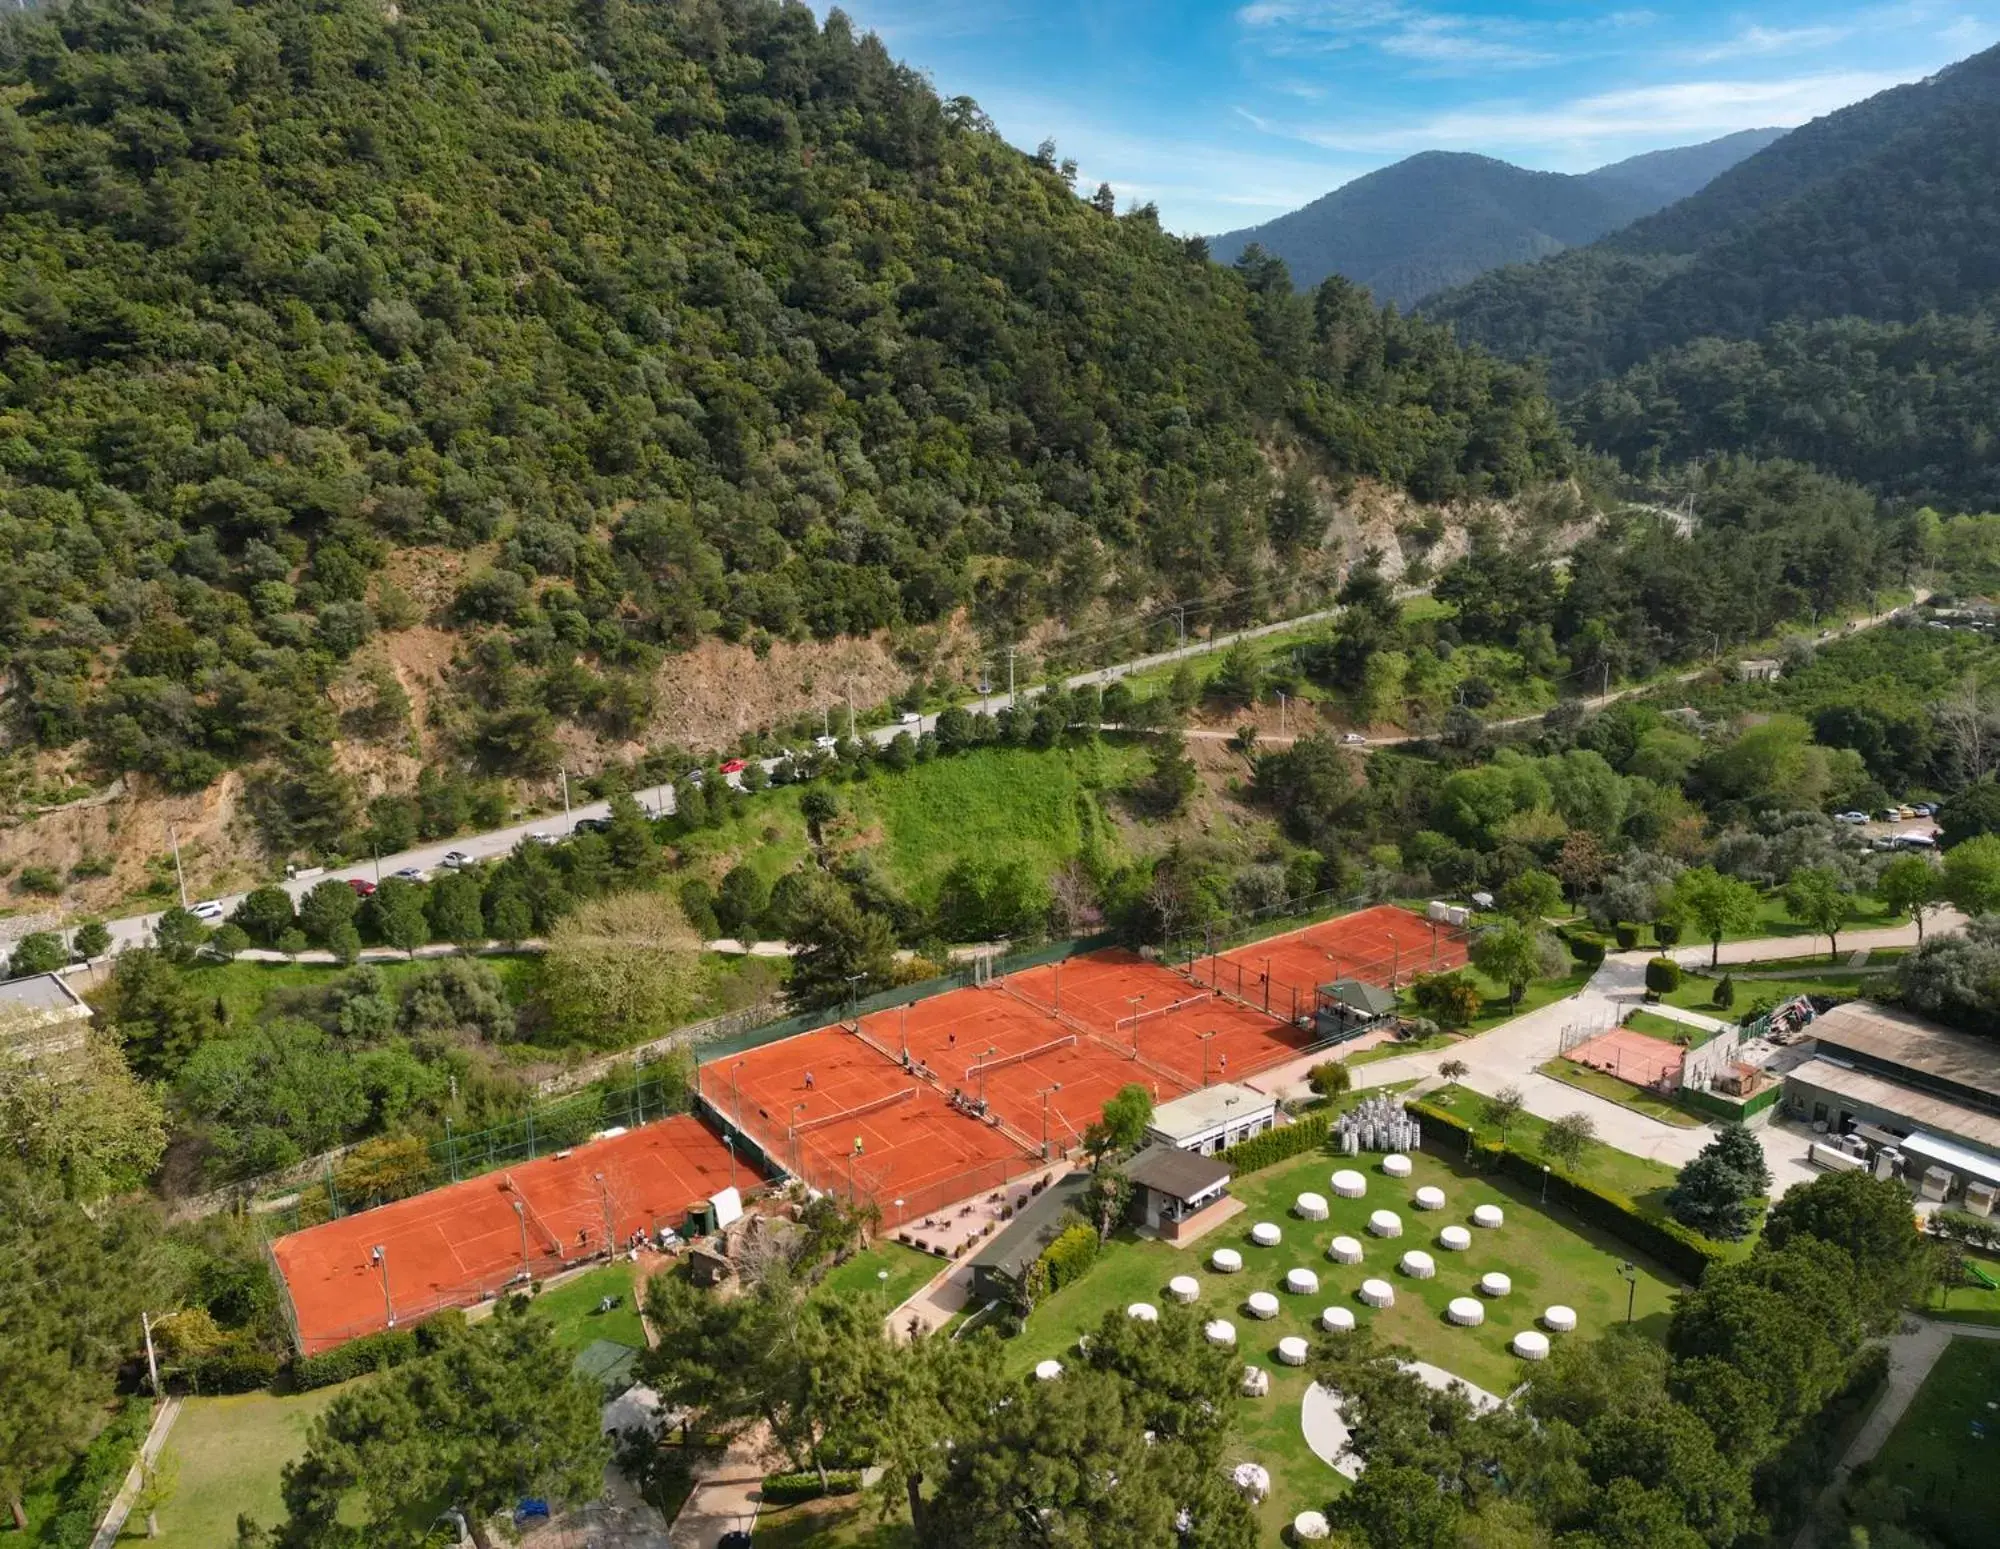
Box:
1207 129 1783 307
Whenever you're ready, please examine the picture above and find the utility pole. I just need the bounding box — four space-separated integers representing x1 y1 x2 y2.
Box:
371 1245 393 1328
371 840 381 887
560 768 572 830
847 695 855 740
1276 690 1287 736
1006 646 1017 705
141 1311 161 1396
1198 1030 1216 1087
513 1199 530 1277
167 824 188 909
596 1171 614 1258
725 1134 738 1194
1040 1083 1062 1157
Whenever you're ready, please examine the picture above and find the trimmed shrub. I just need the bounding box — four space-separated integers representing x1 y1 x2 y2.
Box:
1037 1221 1100 1295
1644 957 1681 997
1712 975 1736 1010
1407 1098 1725 1284
294 1325 421 1389
1221 1111 1332 1173
762 1470 863 1505
1563 931 1606 969
1615 923 1640 950
190 1349 281 1393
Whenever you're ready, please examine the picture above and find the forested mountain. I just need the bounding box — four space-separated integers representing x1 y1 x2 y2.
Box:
1426 40 2000 506
0 0 1567 853
1206 132 1778 308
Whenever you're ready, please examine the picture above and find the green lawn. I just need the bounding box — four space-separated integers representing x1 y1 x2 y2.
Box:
137 1385 350 1545
1624 1008 1705 1043
1346 1032 1460 1068
528 1261 647 1354
1858 1335 2000 1546
1423 1083 1690 1211
1537 1058 1706 1128
1927 1250 2000 1326
752 1496 914 1547
990 1141 1681 1537
813 1240 941 1312
1424 965 1594 1035
1663 967 1891 1019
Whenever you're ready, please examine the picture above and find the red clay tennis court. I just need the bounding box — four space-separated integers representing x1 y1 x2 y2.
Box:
1563 1025 1686 1090
1194 904 1469 1011
701 1025 1035 1228
273 1115 755 1354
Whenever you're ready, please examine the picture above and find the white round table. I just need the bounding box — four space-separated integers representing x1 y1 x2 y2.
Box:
1328 1234 1364 1264
1368 1209 1403 1238
1414 1185 1446 1211
1277 1336 1310 1367
1321 1305 1356 1334
1438 1225 1471 1251
1447 1296 1485 1326
1212 1248 1243 1274
1295 1191 1329 1221
1472 1203 1504 1228
1480 1272 1512 1297
1400 1249 1436 1279
1246 1291 1280 1320
1294 1509 1331 1541
1382 1153 1414 1178
1543 1304 1578 1332
1205 1318 1236 1347
1232 1462 1270 1502
1359 1278 1395 1308
1286 1267 1320 1295
1251 1221 1282 1248
1127 1302 1159 1322
1331 1169 1367 1199
1513 1330 1551 1360
1168 1275 1200 1304
1034 1359 1063 1380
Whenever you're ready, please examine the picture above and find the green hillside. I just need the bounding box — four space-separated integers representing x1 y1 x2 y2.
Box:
0 0 1566 850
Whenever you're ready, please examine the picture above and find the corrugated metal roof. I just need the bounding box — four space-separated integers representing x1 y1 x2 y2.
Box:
1809 1001 2000 1101
1124 1143 1232 1202
1787 1057 2000 1152
1902 1131 2000 1186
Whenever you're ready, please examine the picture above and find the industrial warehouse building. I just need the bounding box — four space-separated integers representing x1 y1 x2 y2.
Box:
1784 1001 2000 1206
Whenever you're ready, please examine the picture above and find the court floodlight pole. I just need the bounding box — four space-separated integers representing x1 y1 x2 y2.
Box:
596 1171 614 1259
1039 1083 1062 1158
1199 1030 1216 1087
512 1199 529 1277
371 1244 393 1328
725 1134 737 1194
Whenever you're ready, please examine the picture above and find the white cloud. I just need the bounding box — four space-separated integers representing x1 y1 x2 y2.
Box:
1256 68 1926 154
1681 23 1856 63
1234 0 1553 72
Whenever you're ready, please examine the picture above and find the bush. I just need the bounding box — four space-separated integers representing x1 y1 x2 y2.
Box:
190 1348 281 1393
1306 1060 1352 1098
33 1400 152 1549
294 1325 421 1389
1712 974 1736 1010
1037 1221 1099 1296
1644 957 1681 996
1221 1111 1331 1173
761 1470 863 1504
1563 930 1606 968
1615 923 1640 950
1406 1098 1724 1283
1409 970 1483 1028
1930 1208 2000 1254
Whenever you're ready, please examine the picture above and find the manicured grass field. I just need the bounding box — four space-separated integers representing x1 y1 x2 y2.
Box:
1399 965 1594 1036
1665 965 1893 1018
530 1261 647 1354
1537 1057 1705 1128
1346 1031 1461 1068
813 1240 941 1312
994 1141 1681 1538
1861 1335 2000 1545
752 1496 914 1546
1625 1008 1704 1042
137 1385 349 1545
1927 1250 2000 1326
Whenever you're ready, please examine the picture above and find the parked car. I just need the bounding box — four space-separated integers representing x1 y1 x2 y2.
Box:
440 850 473 869
526 830 557 846
1340 732 1368 745
1912 801 1938 817
1897 805 1919 820
572 817 609 835
717 1533 753 1549
899 710 922 726
347 877 377 898
191 899 226 922
1892 833 1937 850
718 758 748 775
1834 810 1869 824
1875 810 1903 823
392 865 427 882
814 735 838 750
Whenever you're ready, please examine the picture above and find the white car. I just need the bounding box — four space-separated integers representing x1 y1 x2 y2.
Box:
1834 811 1869 824
440 851 473 869
392 865 427 883
898 711 922 726
526 830 557 846
190 899 226 922
1340 732 1368 745
814 735 838 750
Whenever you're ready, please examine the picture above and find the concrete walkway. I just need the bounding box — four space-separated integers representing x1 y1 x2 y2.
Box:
667 1424 777 1549
89 1395 181 1549
1793 1317 2000 1548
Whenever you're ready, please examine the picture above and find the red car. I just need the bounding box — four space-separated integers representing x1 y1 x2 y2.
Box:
347 877 377 898
718 758 748 774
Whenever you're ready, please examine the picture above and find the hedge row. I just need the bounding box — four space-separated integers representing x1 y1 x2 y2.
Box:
294 1325 422 1389
1406 1099 1725 1284
762 1470 863 1505
34 1399 152 1549
188 1349 282 1394
1038 1222 1099 1296
1221 1111 1331 1174
1930 1208 2000 1254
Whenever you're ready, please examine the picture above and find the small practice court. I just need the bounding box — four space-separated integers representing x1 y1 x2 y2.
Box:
273 1114 755 1354
1563 1025 1686 1090
1193 904 1469 1012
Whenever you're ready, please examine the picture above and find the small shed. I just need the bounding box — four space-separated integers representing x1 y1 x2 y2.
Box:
1125 1144 1235 1243
1316 979 1398 1041
966 1171 1091 1306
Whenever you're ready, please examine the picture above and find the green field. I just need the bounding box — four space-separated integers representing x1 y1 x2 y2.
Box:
1858 1335 2000 1546
813 1240 941 1312
1537 1057 1706 1128
992 1141 1680 1538
1624 1008 1707 1042
136 1385 349 1545
529 1261 647 1354
1928 1251 2000 1325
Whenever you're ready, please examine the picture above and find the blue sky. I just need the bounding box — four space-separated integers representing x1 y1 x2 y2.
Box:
826 1 1998 234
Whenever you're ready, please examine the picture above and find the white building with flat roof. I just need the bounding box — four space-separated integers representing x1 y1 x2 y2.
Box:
1145 1082 1277 1156
0 972 92 1064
